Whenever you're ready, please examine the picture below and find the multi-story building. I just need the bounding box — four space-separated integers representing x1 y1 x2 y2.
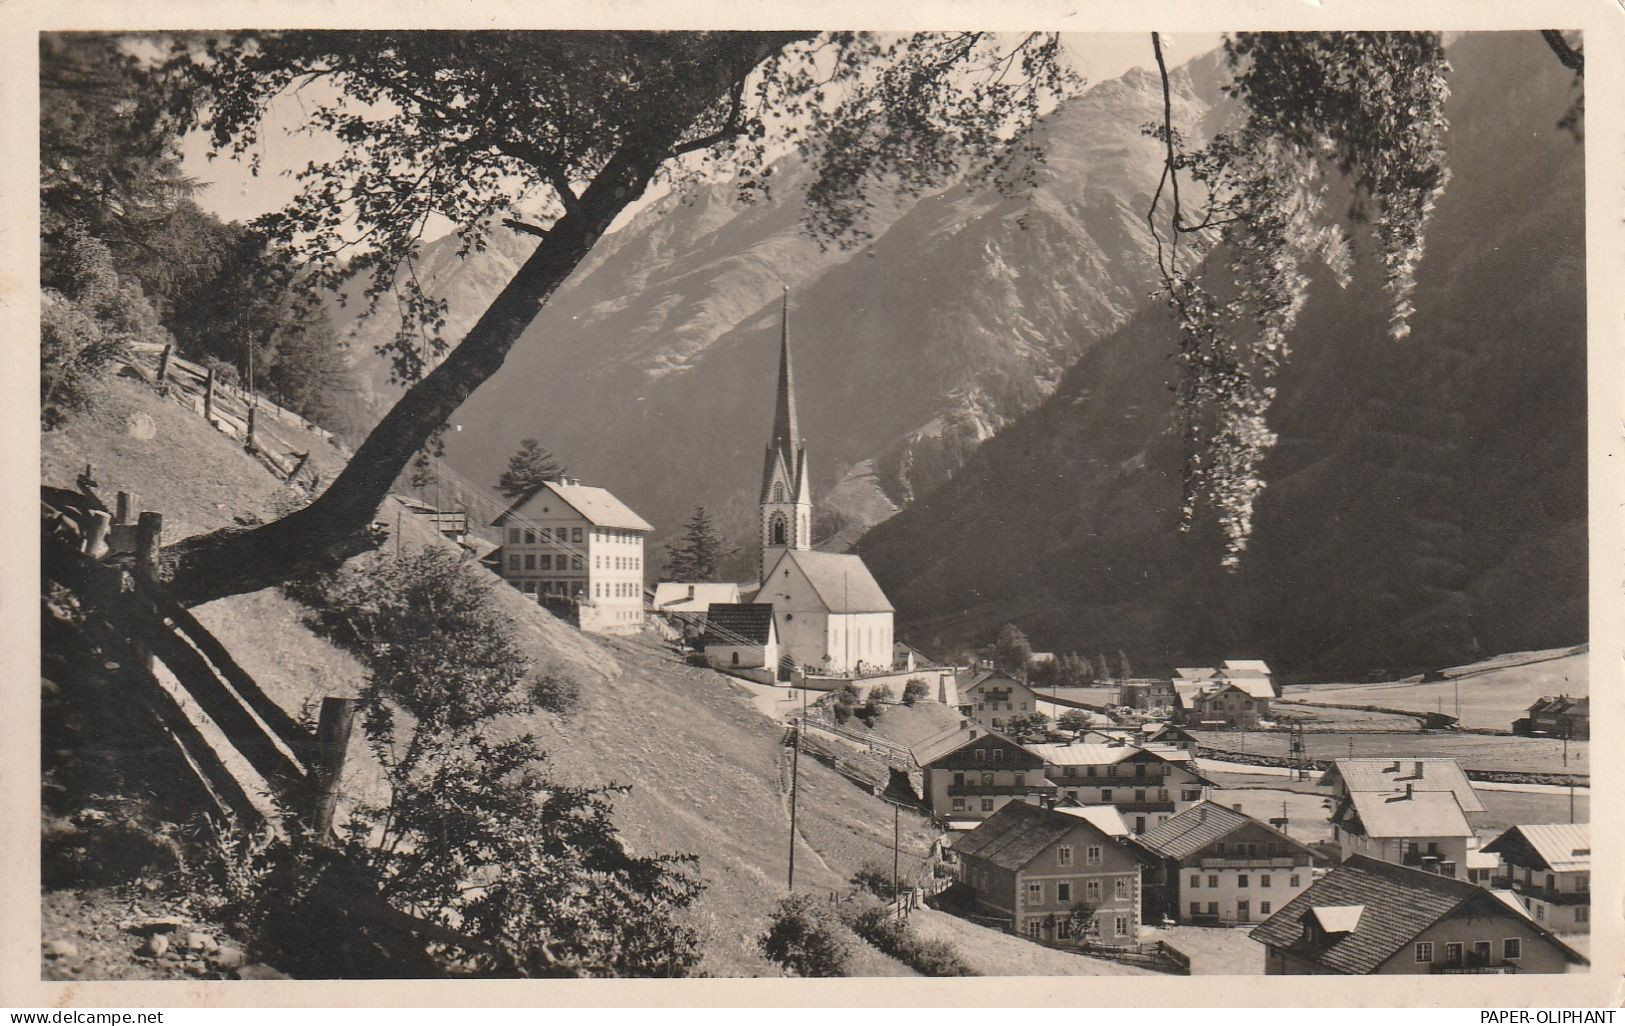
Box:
491 478 652 635
914 727 1052 825
958 670 1043 733
1321 758 1487 818
1514 695 1589 739
1330 786 1474 880
1026 740 1211 834
1133 801 1324 925
1251 855 1587 975
1481 823 1591 934
953 800 1146 948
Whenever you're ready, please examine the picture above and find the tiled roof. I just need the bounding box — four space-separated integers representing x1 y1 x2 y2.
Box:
1323 758 1486 813
1134 801 1317 862
494 480 654 532
1482 823 1590 873
1174 667 1218 680
1223 659 1273 675
1025 742 1141 766
1528 695 1588 717
1056 804 1130 837
1340 790 1473 839
1248 855 1586 974
1209 678 1276 700
951 800 1114 872
767 549 894 613
911 724 1015 768
700 604 776 645
652 582 741 610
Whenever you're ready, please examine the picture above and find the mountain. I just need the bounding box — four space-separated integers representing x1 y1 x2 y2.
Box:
855 31 1587 677
339 50 1229 567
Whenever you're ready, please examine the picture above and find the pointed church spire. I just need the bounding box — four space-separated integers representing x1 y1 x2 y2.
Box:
771 285 799 459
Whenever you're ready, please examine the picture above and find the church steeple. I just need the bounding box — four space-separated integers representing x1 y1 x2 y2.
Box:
760 287 812 580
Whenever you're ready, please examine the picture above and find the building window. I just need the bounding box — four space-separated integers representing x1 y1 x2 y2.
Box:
1086 846 1102 865
1289 874 1301 888
538 555 550 570
1238 875 1249 888
1535 905 1545 921
1215 842 1227 855
1057 883 1071 903
1190 902 1201 917
1057 919 1072 939
992 750 1004 763
1207 902 1218 916
1026 919 1043 939
1503 938 1521 960
1444 942 1462 964
1063 766 1076 778
1086 766 1097 778
1014 774 1026 788
1208 875 1219 888
1057 846 1072 867
524 554 537 570
1577 906 1589 924
572 555 583 570
1086 880 1101 901
1114 878 1130 899
1182 789 1201 802
1026 882 1043 905
1135 789 1146 802
524 528 536 544
1189 875 1200 889
1260 874 1271 888
974 750 985 761
1100 789 1113 802
1414 942 1434 963
981 799 994 812
507 555 520 572
1115 916 1129 937
952 798 965 812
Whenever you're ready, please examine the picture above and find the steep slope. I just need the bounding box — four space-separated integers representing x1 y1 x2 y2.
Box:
338 52 1227 562
856 31 1586 677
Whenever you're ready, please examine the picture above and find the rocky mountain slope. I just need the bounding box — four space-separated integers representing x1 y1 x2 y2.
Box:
855 31 1587 677
341 50 1228 563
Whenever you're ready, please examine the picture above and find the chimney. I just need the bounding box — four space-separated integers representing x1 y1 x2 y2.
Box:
1413 761 1424 778
687 584 696 599
1389 760 1401 773
1405 783 1414 800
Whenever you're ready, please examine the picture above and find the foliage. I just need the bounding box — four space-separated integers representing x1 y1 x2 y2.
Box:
1146 32 1453 567
661 505 726 582
1002 712 1050 741
1055 710 1093 735
1064 900 1100 942
993 623 1033 678
496 438 565 499
1053 652 1092 687
266 549 698 976
901 678 930 706
849 862 897 900
760 893 851 977
1116 649 1133 680
868 684 895 705
846 904 975 977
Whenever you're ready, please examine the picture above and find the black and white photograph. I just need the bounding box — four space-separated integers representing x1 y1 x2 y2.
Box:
11 0 1622 1005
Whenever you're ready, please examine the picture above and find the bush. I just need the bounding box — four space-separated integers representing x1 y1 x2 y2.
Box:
868 684 895 705
850 862 898 899
848 905 975 977
760 894 851 977
901 679 930 706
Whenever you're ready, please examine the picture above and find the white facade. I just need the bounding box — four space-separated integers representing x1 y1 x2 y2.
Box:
759 549 893 674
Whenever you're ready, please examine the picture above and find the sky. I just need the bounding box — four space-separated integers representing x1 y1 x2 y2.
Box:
180 32 1222 232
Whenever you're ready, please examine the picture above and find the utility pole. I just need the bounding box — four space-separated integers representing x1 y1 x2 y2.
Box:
893 802 901 920
788 690 805 891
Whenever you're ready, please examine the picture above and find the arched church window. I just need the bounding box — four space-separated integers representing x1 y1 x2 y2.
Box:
770 512 787 546
773 482 785 503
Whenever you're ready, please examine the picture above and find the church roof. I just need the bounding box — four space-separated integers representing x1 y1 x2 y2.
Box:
701 604 777 646
760 288 808 503
492 479 653 532
768 549 894 613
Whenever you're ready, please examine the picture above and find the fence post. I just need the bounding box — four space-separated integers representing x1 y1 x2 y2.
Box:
115 490 136 526
83 509 112 560
131 512 163 672
310 696 358 836
155 345 172 389
203 368 216 423
245 406 257 452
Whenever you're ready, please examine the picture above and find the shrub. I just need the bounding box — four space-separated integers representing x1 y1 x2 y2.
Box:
848 904 975 977
901 679 930 706
868 684 895 705
850 861 898 899
760 894 851 977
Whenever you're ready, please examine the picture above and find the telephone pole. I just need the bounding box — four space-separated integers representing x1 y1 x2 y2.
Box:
788 716 800 891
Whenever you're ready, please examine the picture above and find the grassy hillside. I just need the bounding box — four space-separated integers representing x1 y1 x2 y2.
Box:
41 378 942 977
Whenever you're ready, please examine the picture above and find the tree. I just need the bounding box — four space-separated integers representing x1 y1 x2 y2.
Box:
661 505 725 581
993 624 1033 679
1064 900 1100 944
760 894 851 977
1095 652 1112 684
1056 710 1093 735
1056 652 1091 687
157 30 1078 605
495 438 566 498
1116 649 1134 681
901 678 930 706
1002 712 1050 741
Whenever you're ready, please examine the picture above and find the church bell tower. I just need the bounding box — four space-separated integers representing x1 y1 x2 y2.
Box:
760 287 812 581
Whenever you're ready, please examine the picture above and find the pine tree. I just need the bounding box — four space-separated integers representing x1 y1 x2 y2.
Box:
994 624 1033 679
662 506 725 582
496 438 565 499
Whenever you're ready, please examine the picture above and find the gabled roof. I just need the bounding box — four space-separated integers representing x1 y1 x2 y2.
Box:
1026 742 1155 767
962 669 1031 693
1310 906 1364 934
910 723 1005 768
1249 855 1587 974
1322 758 1485 813
1205 678 1276 701
1223 659 1273 675
700 604 776 646
1135 801 1318 862
493 480 653 532
1056 804 1130 837
651 581 741 610
1339 790 1472 839
1481 823 1590 873
951 800 1118 872
765 549 893 613
1528 695 1588 717
1174 667 1218 680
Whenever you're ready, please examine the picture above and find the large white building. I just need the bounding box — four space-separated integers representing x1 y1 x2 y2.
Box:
491 478 653 635
750 289 894 676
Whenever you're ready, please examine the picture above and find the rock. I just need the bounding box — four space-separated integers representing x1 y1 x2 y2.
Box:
125 413 157 440
120 916 181 935
139 933 168 958
235 964 291 981
211 946 247 972
185 931 218 953
44 939 78 959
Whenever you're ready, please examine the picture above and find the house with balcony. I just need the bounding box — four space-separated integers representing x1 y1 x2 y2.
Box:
1513 695 1589 739
1481 823 1590 934
1250 855 1586 975
914 726 1052 826
1321 758 1487 819
1027 740 1211 835
1172 676 1275 729
952 800 1146 948
958 670 1043 732
1133 801 1326 926
1330 786 1474 880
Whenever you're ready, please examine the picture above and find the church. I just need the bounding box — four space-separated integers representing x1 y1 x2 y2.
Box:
751 290 896 676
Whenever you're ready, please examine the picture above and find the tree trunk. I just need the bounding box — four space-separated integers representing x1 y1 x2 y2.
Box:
162 34 805 608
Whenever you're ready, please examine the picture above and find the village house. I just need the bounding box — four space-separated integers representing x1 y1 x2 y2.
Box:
1481 823 1591 934
650 581 741 619
699 603 781 680
913 726 1052 826
490 477 652 635
951 801 1145 948
958 670 1043 732
1321 758 1487 818
1132 801 1325 926
1025 739 1211 834
1514 695 1589 739
1250 855 1587 975
1173 676 1275 728
1330 787 1475 880
1117 678 1177 711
